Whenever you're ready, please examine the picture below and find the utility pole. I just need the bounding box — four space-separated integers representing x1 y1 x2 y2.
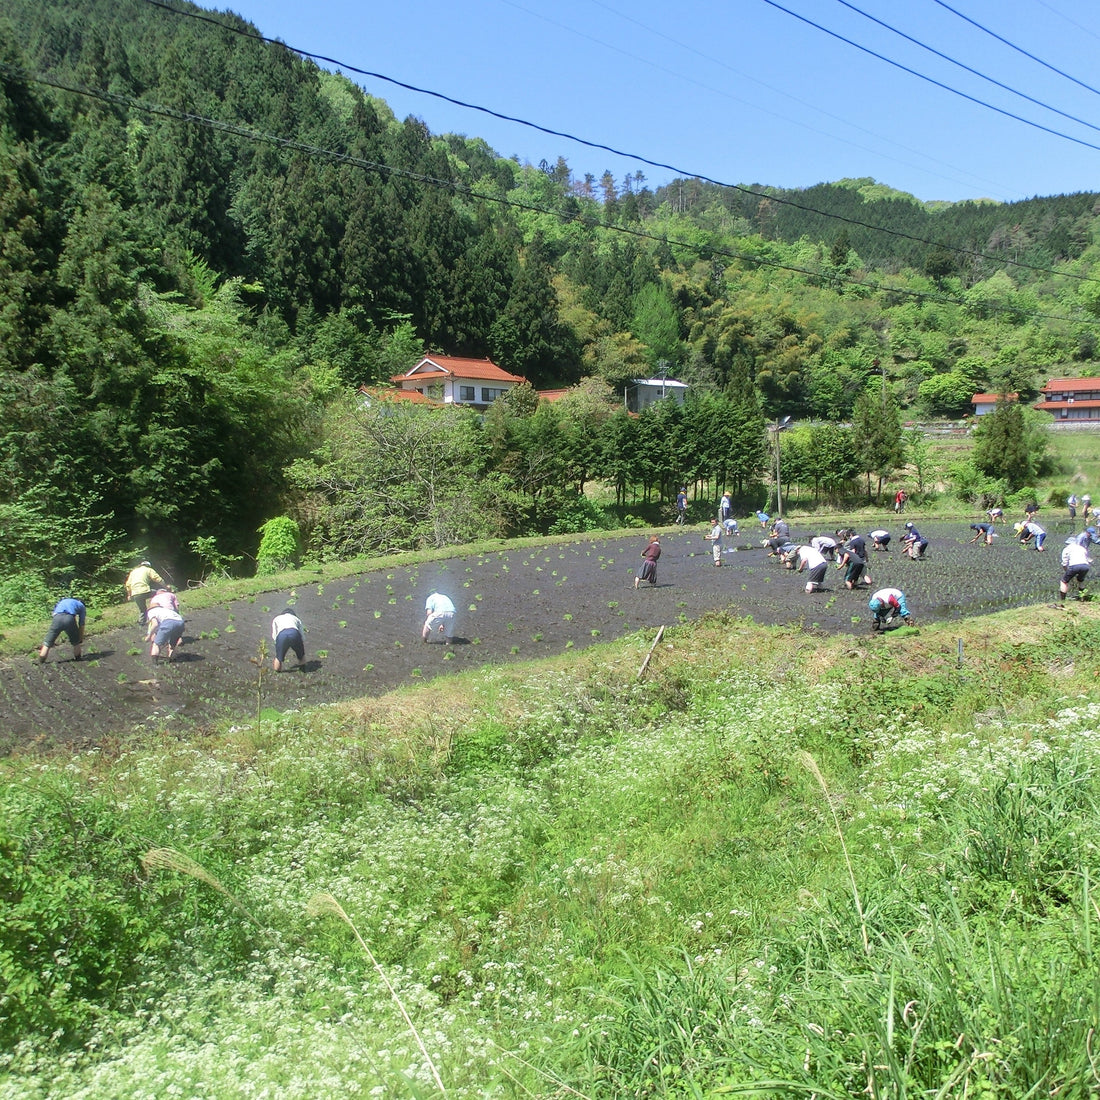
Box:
771 416 792 518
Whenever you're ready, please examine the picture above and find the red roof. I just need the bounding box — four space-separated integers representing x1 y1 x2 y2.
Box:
1042 377 1100 393
537 389 570 403
393 355 526 385
357 385 441 406
971 393 1017 403
1036 399 1100 410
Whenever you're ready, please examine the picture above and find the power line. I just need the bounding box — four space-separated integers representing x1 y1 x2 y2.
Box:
931 0 1100 100
831 0 1100 135
759 0 1100 153
7 61 1097 330
506 0 1015 204
136 0 1100 288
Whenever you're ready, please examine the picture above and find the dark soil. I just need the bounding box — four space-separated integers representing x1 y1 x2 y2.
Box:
1 521 1067 753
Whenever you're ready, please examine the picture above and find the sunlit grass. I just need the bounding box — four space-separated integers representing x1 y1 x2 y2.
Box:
5 606 1100 1096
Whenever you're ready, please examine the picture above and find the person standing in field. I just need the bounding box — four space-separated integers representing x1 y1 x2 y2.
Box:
704 517 724 566
271 608 305 671
125 560 166 626
1068 493 1078 525
38 596 86 664
894 488 907 514
675 487 688 526
636 535 662 589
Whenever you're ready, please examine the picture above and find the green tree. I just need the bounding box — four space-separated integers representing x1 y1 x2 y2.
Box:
631 282 680 368
971 401 1050 491
851 384 904 500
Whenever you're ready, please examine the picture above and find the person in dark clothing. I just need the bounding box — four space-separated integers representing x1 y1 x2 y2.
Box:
635 535 662 588
902 522 928 559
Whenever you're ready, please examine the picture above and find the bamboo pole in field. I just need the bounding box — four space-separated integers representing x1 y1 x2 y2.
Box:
637 624 665 680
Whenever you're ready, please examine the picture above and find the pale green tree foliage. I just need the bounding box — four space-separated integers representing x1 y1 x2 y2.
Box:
631 282 680 368
287 397 503 556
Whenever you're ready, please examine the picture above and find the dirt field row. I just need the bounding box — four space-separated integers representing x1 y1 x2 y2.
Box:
1 521 1063 752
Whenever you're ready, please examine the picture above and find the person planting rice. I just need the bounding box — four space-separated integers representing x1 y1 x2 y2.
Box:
836 544 871 589
1059 538 1090 602
902 522 928 559
271 608 305 671
868 588 914 632
145 600 184 663
38 596 86 664
422 591 456 643
790 544 828 593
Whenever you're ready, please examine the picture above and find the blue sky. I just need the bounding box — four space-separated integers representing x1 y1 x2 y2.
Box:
221 0 1100 204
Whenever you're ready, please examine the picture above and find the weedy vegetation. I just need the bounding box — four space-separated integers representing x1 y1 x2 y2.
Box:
3 607 1100 1097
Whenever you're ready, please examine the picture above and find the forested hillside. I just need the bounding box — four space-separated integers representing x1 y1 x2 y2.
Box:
3 0 1100 619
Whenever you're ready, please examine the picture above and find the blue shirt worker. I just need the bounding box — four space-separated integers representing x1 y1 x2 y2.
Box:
675 487 688 525
422 592 456 643
868 588 913 632
39 597 86 664
902 522 928 559
969 522 995 545
271 609 305 671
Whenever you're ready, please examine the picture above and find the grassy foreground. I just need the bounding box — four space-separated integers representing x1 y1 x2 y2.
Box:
3 601 1100 1098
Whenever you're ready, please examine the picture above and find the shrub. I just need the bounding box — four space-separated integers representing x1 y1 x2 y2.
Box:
188 536 243 584
0 572 53 629
255 517 302 576
546 494 617 535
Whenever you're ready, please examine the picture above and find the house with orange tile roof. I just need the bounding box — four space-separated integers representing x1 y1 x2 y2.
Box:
971 391 1017 416
356 385 441 407
390 355 527 408
1034 377 1100 424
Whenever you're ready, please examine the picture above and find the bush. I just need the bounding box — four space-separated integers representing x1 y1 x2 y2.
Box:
0 572 54 630
546 494 617 535
255 517 302 576
188 536 243 584
0 785 159 1045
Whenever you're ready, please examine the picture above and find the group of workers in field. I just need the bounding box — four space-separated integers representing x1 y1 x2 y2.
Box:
37 555 455 672
36 487 1099 667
